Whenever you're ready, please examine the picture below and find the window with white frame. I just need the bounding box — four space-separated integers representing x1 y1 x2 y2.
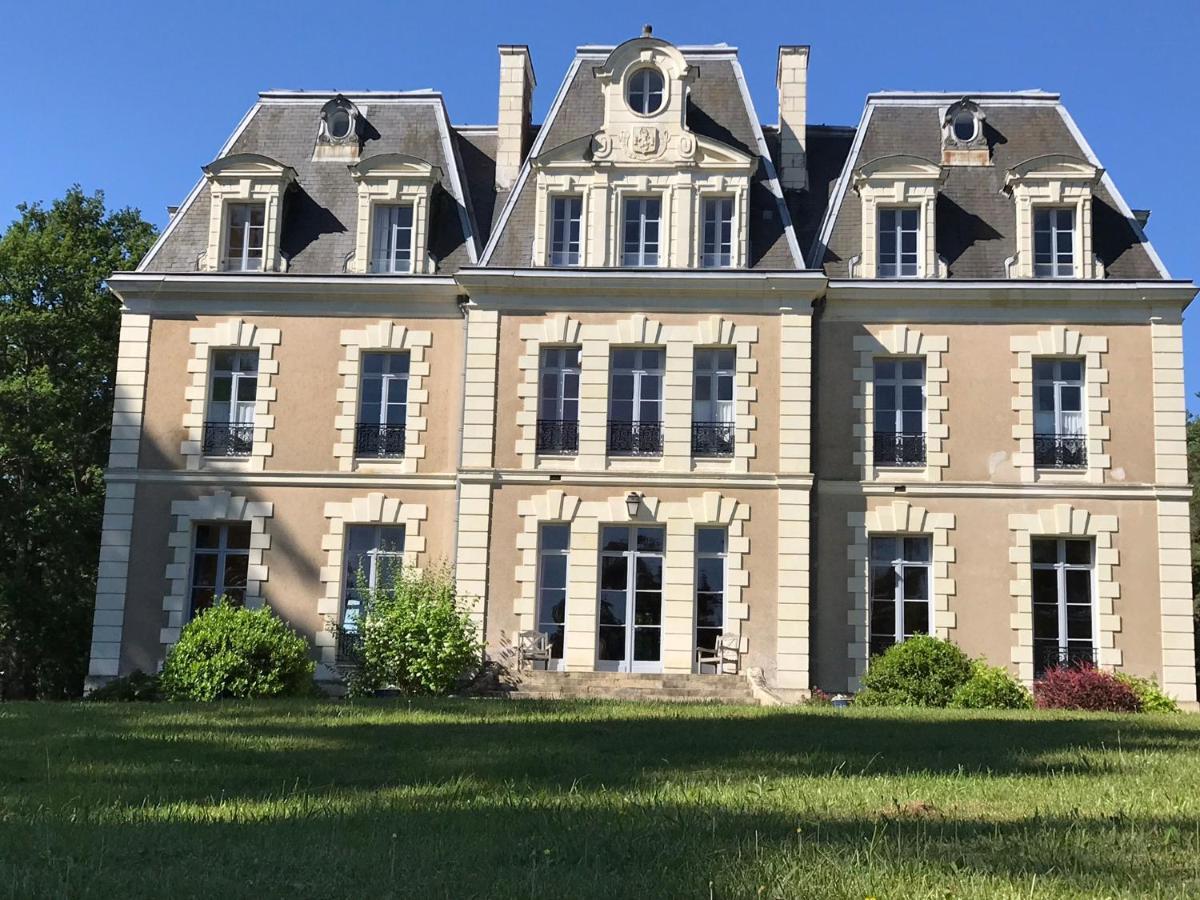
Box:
536 523 570 663
692 348 735 457
627 67 665 116
537 347 580 455
695 527 727 657
877 208 919 277
342 525 406 633
204 350 258 456
1033 208 1075 278
189 522 251 618
370 204 415 274
701 197 734 268
549 196 582 266
1031 537 1094 676
1033 358 1086 469
223 203 266 272
873 358 925 467
622 197 661 267
869 535 931 658
356 352 409 458
609 347 663 455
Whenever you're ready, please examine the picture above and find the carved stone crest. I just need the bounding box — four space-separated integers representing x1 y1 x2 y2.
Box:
629 126 660 158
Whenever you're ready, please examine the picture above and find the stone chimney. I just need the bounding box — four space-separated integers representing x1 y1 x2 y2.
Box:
776 45 809 192
496 45 536 190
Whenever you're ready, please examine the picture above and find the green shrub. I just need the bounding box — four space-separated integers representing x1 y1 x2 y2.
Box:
950 661 1033 710
160 600 314 701
348 564 483 697
854 635 972 707
1114 672 1180 713
87 670 163 702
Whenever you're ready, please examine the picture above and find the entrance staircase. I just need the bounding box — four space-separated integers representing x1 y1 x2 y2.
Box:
498 670 760 704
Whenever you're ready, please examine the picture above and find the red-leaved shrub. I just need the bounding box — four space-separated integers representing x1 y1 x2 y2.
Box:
1033 665 1141 712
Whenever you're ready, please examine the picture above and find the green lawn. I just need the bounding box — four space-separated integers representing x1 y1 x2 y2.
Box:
2 701 1199 899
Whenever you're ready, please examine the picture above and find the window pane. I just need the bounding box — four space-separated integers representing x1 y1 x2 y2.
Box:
637 528 665 553
904 600 929 637
870 565 896 600
1066 604 1092 640
900 360 924 380
1064 540 1091 565
696 528 726 555
1065 569 1091 605
870 537 897 563
1031 539 1057 564
600 556 627 591
195 524 220 549
226 524 251 550
874 359 896 380
870 599 896 637
902 566 928 600
1031 568 1058 602
1033 603 1058 641
542 524 570 552
541 554 567 589
903 537 930 563
696 557 724 593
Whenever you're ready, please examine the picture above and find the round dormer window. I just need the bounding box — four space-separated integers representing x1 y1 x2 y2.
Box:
627 67 665 115
952 109 978 142
328 107 352 140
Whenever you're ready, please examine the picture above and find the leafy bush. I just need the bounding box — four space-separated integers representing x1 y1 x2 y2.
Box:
160 600 314 701
803 687 834 707
1034 665 1141 713
348 565 482 697
854 635 973 707
87 670 163 702
1113 672 1180 713
950 661 1033 710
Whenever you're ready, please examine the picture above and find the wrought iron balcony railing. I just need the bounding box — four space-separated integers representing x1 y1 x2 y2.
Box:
355 424 406 458
692 421 735 457
607 421 663 456
1034 433 1087 469
873 431 926 467
202 421 254 456
1033 642 1098 678
536 419 579 455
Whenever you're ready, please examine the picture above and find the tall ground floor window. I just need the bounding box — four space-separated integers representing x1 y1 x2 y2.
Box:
695 528 727 658
869 535 931 658
342 525 406 632
1032 537 1095 676
537 524 570 664
189 522 251 618
598 525 664 672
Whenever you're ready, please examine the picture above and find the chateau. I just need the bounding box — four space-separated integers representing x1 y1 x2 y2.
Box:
87 30 1197 704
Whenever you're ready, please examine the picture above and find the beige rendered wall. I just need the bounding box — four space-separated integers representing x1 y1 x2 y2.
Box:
815 321 1158 485
118 482 459 675
138 314 464 475
812 491 1166 692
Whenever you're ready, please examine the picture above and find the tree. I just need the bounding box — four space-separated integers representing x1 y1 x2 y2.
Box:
0 188 156 698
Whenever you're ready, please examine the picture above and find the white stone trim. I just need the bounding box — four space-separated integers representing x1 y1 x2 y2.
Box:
454 480 493 633
846 500 956 690
1009 327 1109 483
160 490 273 648
776 485 810 691
1007 504 1120 684
513 489 751 674
316 492 428 666
108 314 151 469
851 158 945 279
347 155 440 274
852 325 949 482
86 482 139 680
1003 157 1102 279
181 319 281 472
201 156 295 272
461 310 500 469
514 313 758 473
332 321 433 473
1150 314 1188 486
778 312 813 475
1154 498 1197 704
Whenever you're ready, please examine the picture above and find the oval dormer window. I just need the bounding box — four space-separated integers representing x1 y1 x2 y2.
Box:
328 107 352 140
627 67 665 115
952 109 978 142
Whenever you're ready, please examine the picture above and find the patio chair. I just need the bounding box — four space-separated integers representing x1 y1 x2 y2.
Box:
516 630 552 671
696 633 741 675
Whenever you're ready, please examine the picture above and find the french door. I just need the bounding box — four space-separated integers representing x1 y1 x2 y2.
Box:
597 525 664 672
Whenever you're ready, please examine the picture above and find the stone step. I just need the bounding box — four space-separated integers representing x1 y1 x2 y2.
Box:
499 670 759 704
508 690 757 704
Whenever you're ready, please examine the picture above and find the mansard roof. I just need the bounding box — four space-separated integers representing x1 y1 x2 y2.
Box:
479 45 803 270
139 92 482 275
811 93 1167 280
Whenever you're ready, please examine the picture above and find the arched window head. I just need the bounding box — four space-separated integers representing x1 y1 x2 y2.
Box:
319 96 360 145
627 67 665 115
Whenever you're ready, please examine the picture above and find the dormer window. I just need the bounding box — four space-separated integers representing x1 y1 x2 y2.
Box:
941 99 988 166
327 106 353 140
852 156 945 279
200 154 296 273
1034 208 1075 278
878 208 920 277
223 203 266 272
348 153 441 275
627 68 665 115
370 205 415 274
951 109 978 142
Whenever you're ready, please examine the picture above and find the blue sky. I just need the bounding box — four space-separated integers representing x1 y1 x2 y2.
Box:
4 0 1197 406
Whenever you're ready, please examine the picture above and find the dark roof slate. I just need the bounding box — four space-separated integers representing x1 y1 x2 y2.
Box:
484 55 798 269
142 98 481 274
817 102 1163 279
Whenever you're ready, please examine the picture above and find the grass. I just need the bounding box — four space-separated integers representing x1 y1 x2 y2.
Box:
1 700 1199 899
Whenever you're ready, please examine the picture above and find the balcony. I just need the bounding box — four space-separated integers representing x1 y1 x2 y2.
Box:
608 421 663 456
355 424 406 458
1034 642 1098 678
202 421 254 456
873 431 926 467
536 419 579 455
692 421 735 457
1034 433 1087 469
